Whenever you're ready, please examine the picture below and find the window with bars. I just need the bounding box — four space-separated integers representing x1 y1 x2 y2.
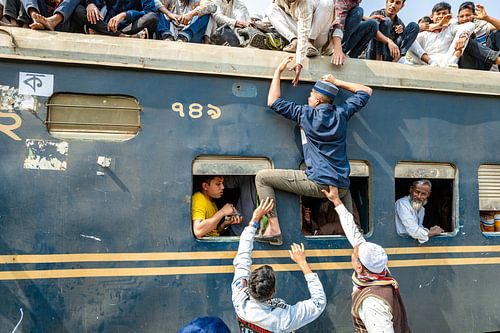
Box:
46 93 141 141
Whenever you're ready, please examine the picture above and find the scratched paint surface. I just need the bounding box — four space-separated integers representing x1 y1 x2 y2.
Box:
0 85 36 112
23 139 69 171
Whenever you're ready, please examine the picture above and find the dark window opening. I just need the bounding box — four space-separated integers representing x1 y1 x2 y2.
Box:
300 161 370 237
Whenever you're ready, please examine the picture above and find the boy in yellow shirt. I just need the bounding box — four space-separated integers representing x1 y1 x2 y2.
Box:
192 176 242 238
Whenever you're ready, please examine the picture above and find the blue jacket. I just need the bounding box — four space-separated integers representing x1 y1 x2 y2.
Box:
271 91 370 188
92 0 156 27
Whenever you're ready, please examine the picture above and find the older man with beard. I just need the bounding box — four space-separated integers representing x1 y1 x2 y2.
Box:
395 179 444 244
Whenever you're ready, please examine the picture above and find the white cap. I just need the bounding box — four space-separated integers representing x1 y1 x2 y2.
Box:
358 242 388 274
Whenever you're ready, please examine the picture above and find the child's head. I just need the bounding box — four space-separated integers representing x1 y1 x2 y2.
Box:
431 2 452 22
201 176 225 199
458 1 475 24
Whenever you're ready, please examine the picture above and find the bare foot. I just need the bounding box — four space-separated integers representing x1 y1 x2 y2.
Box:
123 28 148 39
29 21 45 30
31 13 61 31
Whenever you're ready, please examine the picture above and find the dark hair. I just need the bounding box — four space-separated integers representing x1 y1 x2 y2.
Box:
458 1 475 14
248 265 276 302
432 2 452 14
419 16 432 24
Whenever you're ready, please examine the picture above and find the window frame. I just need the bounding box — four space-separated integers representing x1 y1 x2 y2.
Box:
191 155 273 242
46 93 141 141
394 161 459 238
478 164 500 236
302 159 372 240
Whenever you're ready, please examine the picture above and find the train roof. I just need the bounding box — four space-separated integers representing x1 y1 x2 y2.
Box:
0 27 499 96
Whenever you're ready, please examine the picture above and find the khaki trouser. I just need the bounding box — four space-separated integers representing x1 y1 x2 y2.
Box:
255 169 353 218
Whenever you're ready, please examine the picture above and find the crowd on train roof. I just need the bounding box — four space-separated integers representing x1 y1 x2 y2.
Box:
1 0 499 74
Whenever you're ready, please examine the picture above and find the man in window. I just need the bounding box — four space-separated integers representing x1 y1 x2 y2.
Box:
255 55 372 246
395 179 444 243
232 198 327 333
191 175 242 238
322 186 411 333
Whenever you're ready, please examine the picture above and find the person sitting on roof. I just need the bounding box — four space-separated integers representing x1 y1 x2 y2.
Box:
407 1 475 67
201 0 251 46
0 0 30 27
22 0 80 31
192 175 242 239
155 0 216 42
456 1 500 70
330 0 378 66
72 0 158 38
365 0 419 63
265 0 335 86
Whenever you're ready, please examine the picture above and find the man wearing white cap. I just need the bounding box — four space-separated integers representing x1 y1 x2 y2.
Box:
322 185 411 333
255 55 372 246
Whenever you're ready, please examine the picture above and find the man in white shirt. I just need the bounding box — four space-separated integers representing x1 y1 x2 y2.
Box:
322 186 411 333
408 1 475 67
231 198 327 333
266 0 334 86
395 179 444 244
202 0 250 44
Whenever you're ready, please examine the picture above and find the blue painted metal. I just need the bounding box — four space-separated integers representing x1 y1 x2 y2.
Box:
1 58 500 332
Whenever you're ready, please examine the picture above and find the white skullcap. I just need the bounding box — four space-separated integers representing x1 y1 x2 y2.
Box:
358 242 388 274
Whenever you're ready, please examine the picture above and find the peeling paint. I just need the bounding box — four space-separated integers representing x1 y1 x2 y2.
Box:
80 234 102 242
418 276 436 288
24 139 68 171
0 85 36 112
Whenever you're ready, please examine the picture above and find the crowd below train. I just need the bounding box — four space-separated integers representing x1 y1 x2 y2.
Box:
1 0 499 81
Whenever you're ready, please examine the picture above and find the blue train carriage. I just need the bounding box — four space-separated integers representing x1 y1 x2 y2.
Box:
0 28 500 332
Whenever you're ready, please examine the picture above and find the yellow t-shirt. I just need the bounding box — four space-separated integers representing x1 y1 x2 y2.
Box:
191 192 220 237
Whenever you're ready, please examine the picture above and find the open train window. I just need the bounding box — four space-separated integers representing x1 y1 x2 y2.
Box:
301 160 370 238
192 156 273 242
478 165 500 235
394 162 457 239
46 93 141 141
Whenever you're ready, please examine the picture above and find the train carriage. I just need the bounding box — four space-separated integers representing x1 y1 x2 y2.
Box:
1 28 500 332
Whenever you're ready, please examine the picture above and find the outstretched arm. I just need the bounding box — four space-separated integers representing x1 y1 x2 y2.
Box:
278 243 327 332
321 74 372 95
232 199 274 295
322 186 365 247
475 4 500 31
268 56 294 107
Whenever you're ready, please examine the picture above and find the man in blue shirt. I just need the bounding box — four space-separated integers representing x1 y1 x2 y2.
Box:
255 55 372 246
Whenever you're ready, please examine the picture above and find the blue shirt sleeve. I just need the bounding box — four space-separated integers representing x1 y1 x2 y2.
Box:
339 90 371 119
271 97 308 124
125 0 156 22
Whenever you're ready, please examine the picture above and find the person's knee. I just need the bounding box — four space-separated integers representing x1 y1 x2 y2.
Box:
406 22 419 34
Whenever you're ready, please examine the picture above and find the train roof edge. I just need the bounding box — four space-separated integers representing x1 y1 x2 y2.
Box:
0 27 499 96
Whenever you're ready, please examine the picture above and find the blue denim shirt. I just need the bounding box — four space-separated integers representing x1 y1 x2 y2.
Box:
271 91 370 188
93 0 156 26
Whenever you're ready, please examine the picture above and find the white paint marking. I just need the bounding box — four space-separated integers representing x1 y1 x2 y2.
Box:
11 308 23 333
80 234 102 242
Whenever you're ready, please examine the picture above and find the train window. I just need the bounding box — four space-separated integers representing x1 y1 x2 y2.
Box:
46 93 141 141
394 162 457 239
301 160 371 238
478 165 500 235
192 156 273 241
